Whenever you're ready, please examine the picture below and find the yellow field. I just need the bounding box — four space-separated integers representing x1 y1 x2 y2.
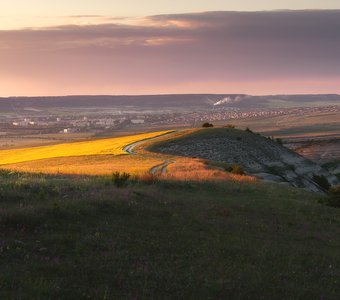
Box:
0 128 256 183
3 155 164 176
0 130 171 166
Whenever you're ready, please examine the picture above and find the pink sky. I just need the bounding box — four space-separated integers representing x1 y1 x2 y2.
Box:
1 10 340 96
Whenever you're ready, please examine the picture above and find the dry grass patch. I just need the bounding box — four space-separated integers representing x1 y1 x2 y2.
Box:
163 158 256 183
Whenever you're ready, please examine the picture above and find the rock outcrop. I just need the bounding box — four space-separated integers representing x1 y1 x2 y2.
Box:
151 129 339 193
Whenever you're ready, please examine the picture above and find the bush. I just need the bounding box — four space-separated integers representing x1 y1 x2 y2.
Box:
202 122 214 128
245 127 253 133
111 172 131 187
227 165 245 175
312 174 331 191
327 185 340 207
276 138 283 145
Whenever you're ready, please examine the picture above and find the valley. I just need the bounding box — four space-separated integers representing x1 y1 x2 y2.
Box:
0 95 340 299
2 5 340 299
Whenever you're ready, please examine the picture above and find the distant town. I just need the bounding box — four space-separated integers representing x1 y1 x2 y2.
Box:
0 105 339 135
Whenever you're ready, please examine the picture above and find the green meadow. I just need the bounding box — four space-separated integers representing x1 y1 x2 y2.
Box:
0 171 339 299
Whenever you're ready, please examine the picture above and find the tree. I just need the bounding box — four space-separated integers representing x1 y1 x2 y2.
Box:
202 122 214 128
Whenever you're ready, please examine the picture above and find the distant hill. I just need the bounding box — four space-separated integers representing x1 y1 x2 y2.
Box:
0 94 340 111
0 94 231 111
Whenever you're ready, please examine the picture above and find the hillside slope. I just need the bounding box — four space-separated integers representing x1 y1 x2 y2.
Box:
0 172 339 299
150 128 339 192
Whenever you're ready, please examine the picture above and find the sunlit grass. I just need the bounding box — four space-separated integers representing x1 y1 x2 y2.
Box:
0 130 171 165
1 128 257 182
3 155 163 176
163 157 256 182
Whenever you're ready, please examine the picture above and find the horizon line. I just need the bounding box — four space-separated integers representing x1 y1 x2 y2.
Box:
1 92 340 99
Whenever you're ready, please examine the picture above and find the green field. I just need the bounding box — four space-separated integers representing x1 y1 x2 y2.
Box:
0 171 339 299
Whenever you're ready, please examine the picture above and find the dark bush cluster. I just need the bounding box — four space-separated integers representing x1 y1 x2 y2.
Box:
111 172 131 187
276 138 283 145
202 122 214 128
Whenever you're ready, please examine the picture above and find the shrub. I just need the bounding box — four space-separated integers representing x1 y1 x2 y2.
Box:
245 127 253 133
111 171 131 187
202 122 214 128
227 165 245 175
276 138 283 145
312 174 331 191
224 124 235 129
327 185 340 207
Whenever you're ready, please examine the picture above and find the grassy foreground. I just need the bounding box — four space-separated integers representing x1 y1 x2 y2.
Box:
0 171 339 299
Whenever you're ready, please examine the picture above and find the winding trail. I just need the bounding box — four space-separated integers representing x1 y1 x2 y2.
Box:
122 131 176 174
149 160 175 175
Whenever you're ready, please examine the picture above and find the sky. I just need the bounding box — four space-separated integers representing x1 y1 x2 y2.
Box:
1 1 340 96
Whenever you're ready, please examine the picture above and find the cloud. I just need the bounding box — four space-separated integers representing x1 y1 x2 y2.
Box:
2 10 340 50
0 10 340 95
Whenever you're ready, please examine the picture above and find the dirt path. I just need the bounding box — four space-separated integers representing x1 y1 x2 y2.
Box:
122 132 176 174
149 160 174 175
